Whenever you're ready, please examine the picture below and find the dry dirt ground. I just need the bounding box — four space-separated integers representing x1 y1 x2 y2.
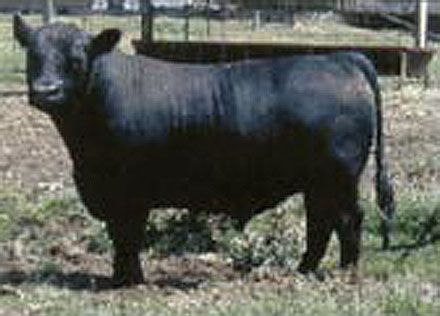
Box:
0 81 440 313
0 93 72 193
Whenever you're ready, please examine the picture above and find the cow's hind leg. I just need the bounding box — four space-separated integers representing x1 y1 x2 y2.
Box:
298 189 337 274
335 184 363 269
327 114 368 270
106 213 147 287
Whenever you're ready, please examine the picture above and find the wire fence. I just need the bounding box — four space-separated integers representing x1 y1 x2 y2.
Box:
0 0 438 89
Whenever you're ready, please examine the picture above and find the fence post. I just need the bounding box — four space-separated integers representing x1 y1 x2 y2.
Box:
42 0 55 24
206 0 211 37
253 10 262 31
399 51 408 88
141 0 154 42
416 0 428 49
184 3 190 41
336 0 342 11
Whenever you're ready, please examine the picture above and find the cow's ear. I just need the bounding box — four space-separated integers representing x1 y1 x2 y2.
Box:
87 29 121 60
13 14 33 47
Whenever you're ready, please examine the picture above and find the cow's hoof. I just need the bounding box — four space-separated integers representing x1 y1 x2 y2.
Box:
297 260 316 275
305 271 327 282
336 265 360 284
111 277 145 288
111 273 145 288
297 266 327 282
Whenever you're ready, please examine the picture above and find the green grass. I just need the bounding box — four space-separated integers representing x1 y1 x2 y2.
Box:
0 191 439 316
156 15 414 46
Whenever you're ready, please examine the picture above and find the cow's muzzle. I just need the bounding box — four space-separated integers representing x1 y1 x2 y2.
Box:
33 81 62 94
30 78 65 107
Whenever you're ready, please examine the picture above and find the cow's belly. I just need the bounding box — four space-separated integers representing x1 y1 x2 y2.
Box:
75 136 310 219
139 138 308 212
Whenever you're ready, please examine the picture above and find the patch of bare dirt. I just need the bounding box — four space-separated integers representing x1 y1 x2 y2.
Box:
384 85 440 195
0 92 72 194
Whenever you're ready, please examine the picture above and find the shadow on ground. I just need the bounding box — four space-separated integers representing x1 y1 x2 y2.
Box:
0 255 238 292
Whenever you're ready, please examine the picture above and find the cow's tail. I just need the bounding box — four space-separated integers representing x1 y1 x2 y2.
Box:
373 75 395 250
349 53 395 250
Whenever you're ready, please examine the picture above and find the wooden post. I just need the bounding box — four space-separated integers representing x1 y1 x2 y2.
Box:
335 0 341 11
416 0 428 49
184 4 190 41
253 10 262 31
42 0 55 24
399 51 408 88
206 0 211 37
141 0 154 42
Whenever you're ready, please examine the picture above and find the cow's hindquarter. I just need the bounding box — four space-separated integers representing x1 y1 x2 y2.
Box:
272 55 376 272
227 56 374 187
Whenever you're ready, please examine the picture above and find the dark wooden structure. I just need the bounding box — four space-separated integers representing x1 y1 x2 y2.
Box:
134 0 434 79
0 0 90 13
133 40 434 78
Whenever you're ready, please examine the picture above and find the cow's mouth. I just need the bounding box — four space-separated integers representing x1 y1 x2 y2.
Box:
30 89 65 109
29 78 66 109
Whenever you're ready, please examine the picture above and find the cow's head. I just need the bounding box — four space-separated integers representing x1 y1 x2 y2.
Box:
13 15 121 113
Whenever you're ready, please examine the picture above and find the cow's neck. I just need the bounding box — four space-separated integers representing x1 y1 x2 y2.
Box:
50 101 101 166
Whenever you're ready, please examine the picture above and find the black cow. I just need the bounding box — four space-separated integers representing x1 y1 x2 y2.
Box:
13 15 394 286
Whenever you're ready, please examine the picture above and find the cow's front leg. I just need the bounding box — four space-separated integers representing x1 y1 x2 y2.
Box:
106 214 146 287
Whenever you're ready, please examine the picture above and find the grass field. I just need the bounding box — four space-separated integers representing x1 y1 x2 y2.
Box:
0 166 439 315
0 12 439 316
